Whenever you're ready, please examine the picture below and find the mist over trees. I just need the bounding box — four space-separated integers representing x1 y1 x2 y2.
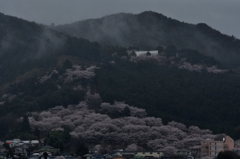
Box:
55 11 240 68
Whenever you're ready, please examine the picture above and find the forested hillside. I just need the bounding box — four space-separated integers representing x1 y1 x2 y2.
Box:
0 10 240 147
95 59 240 138
0 12 104 84
0 12 126 137
55 11 240 68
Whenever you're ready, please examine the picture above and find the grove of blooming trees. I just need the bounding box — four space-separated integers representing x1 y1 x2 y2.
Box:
28 97 219 150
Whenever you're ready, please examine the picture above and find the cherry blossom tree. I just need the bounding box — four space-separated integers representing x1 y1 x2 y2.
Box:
174 136 203 148
147 139 167 150
126 143 138 151
28 101 218 150
63 65 97 83
144 117 163 127
86 93 102 109
162 146 177 155
168 121 187 132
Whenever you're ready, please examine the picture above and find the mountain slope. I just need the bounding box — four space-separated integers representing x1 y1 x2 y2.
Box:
0 12 106 84
1 12 240 141
95 59 240 137
55 11 240 68
0 12 127 137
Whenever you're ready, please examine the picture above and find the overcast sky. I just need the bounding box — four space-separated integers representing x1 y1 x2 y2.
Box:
0 0 240 38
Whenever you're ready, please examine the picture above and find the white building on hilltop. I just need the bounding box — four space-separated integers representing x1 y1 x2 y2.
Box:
128 50 158 56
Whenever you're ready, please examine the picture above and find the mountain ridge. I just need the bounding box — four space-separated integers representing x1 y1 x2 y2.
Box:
0 11 240 142
54 11 240 68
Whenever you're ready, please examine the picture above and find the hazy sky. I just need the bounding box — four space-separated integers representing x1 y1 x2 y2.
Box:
0 0 240 38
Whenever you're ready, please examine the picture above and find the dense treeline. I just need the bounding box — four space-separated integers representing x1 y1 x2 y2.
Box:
95 60 240 138
28 102 217 153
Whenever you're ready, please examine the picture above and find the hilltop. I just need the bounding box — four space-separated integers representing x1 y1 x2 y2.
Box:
55 11 240 68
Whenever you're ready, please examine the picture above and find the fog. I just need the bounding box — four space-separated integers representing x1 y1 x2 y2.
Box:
0 0 240 38
54 11 240 68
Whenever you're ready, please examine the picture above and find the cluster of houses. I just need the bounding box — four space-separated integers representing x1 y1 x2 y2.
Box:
85 149 193 159
84 135 239 159
0 135 240 159
0 139 60 159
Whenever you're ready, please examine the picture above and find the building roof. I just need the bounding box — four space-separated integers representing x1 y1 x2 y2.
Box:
31 140 39 144
13 139 21 143
134 50 158 56
22 141 30 144
235 139 240 144
41 145 54 149
84 154 94 157
116 151 164 153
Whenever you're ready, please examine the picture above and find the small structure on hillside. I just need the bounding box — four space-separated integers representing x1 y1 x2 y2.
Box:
36 145 60 156
128 50 158 56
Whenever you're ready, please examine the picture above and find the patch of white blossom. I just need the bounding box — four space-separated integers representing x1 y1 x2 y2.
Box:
29 100 218 150
178 62 229 73
206 66 228 73
125 143 138 151
178 62 203 72
39 70 58 83
130 54 228 74
130 54 165 64
1 93 17 102
64 65 98 83
38 65 99 84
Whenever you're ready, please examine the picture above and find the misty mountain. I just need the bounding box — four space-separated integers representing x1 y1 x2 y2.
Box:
55 11 240 68
0 12 106 84
0 12 126 137
1 11 240 142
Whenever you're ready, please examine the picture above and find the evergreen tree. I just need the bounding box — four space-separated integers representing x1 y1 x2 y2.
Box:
123 106 131 117
165 45 177 57
156 46 164 54
34 127 40 139
75 141 89 156
47 130 71 152
130 51 137 57
21 114 30 133
216 151 240 159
